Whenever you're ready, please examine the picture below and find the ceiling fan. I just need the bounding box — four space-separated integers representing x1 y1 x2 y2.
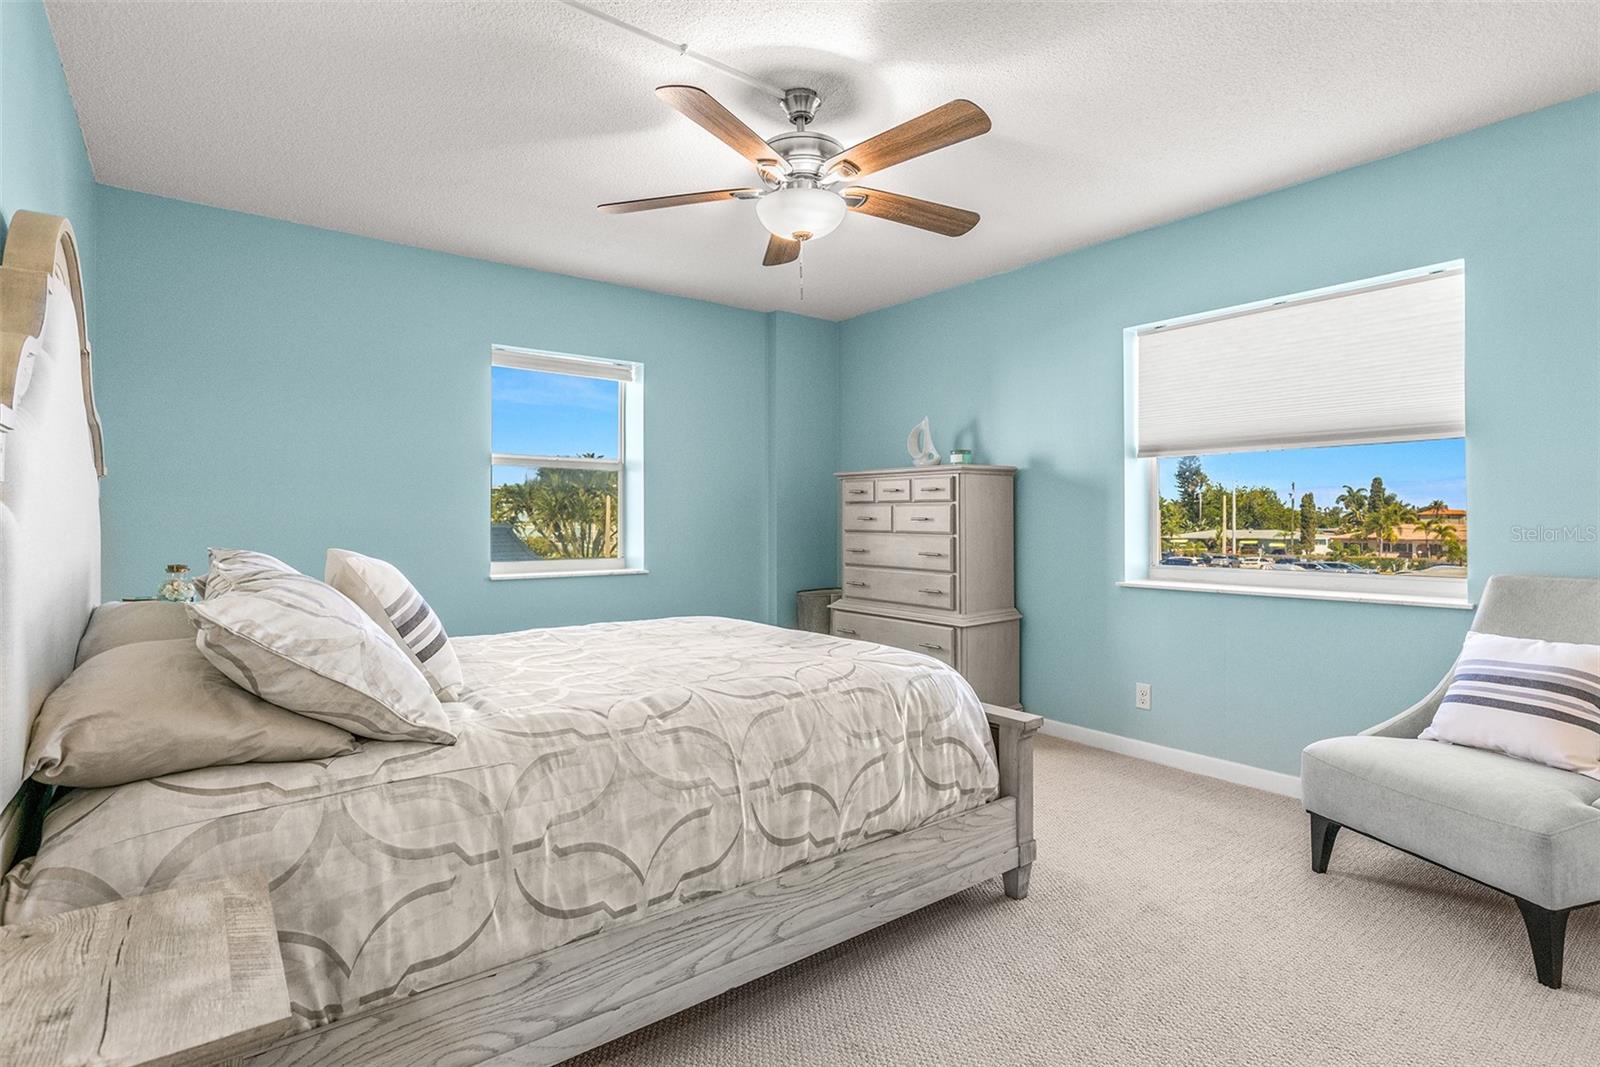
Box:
598 85 991 266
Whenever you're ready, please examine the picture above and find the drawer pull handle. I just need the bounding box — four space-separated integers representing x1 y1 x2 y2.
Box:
857 516 879 522
917 551 947 558
882 488 905 494
919 588 946 596
919 487 942 493
910 517 934 523
846 548 870 554
836 628 858 636
918 642 944 651
847 581 869 588
848 489 869 495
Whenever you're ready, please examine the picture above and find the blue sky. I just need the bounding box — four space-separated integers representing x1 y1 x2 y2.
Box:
1159 438 1467 509
492 366 618 460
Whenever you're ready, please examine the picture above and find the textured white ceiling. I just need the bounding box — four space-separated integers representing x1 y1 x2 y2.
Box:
46 1 1600 320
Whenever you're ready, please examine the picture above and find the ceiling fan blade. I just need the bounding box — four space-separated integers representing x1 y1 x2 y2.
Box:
824 100 991 180
656 85 788 173
843 188 980 237
597 188 762 214
763 234 801 266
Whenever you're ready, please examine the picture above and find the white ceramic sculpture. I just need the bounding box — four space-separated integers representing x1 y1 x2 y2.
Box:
906 416 941 467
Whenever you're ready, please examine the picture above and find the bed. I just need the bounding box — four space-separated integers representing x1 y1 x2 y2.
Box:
0 210 1040 1066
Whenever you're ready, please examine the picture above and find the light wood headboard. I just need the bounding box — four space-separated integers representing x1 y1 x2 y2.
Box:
0 211 103 874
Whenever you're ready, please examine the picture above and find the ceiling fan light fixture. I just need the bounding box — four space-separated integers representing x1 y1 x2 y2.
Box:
756 186 846 242
601 84 990 267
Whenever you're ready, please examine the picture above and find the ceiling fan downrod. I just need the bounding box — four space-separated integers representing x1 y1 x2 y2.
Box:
781 87 821 130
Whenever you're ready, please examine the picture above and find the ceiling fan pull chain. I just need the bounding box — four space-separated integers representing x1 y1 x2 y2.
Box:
798 242 805 301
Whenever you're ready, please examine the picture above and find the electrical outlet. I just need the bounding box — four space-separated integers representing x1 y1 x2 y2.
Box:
1135 682 1152 710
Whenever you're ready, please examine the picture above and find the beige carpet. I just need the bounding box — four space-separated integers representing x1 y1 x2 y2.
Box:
568 736 1600 1066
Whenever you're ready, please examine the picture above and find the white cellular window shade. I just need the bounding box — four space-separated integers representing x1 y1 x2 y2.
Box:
1135 267 1464 457
492 347 636 382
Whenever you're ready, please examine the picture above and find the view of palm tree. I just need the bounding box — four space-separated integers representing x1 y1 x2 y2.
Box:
491 364 624 565
491 460 619 560
1160 453 1466 573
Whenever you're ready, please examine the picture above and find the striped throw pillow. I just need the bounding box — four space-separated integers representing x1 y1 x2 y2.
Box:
325 549 465 702
190 553 454 744
1421 631 1600 776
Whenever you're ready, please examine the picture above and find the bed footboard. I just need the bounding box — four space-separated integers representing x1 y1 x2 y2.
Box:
985 703 1042 899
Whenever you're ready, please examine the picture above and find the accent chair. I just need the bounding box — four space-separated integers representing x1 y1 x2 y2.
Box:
1301 574 1600 988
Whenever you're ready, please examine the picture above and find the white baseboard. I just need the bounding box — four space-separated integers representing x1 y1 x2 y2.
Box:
1036 719 1302 800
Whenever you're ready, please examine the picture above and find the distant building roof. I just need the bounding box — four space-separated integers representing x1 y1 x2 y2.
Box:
491 524 541 562
1162 528 1329 542
1330 523 1468 545
1417 506 1467 519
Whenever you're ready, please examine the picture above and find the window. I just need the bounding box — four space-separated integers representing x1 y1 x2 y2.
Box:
490 347 644 578
1125 263 1467 605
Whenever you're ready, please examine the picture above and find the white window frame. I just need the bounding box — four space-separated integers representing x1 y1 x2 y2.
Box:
1120 264 1470 609
490 346 645 579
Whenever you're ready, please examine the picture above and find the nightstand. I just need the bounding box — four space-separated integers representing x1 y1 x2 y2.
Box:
0 873 291 1066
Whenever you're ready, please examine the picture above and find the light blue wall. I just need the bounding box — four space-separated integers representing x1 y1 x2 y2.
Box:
92 186 839 635
840 95 1600 775
0 0 96 258
767 311 842 626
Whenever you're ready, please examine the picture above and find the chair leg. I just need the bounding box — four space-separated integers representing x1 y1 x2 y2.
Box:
1308 812 1340 874
1513 896 1569 989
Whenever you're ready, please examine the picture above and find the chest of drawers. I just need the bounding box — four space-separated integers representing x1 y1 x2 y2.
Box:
829 465 1021 707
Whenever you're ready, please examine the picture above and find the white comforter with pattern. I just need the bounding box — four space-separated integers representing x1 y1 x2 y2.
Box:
2 617 998 1029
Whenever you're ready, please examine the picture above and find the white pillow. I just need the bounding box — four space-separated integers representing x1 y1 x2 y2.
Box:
1421 631 1600 776
188 549 456 745
202 547 299 596
325 548 465 701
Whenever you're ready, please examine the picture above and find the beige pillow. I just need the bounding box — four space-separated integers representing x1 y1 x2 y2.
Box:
27 639 359 788
189 550 456 744
325 549 465 701
76 600 197 666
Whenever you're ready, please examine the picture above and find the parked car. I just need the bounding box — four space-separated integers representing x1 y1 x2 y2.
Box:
1204 554 1241 568
1160 555 1202 567
1238 555 1274 570
1318 561 1377 574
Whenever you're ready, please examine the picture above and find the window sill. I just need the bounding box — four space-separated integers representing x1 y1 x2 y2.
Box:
1117 578 1473 610
490 567 649 581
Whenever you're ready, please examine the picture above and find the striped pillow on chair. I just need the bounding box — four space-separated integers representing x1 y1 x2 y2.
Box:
325 548 466 702
1422 631 1600 776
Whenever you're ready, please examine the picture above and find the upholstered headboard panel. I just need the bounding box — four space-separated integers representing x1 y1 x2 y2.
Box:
0 212 103 870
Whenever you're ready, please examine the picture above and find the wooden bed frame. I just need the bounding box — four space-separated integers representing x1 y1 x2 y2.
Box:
0 210 1042 1067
